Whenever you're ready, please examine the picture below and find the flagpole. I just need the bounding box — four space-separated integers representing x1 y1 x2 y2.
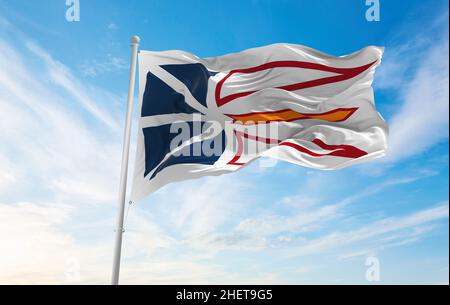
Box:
111 35 140 285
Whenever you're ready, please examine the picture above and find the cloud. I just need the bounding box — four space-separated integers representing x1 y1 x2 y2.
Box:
377 15 449 163
289 202 449 257
235 172 433 239
0 153 18 191
150 175 254 236
108 23 118 30
0 202 77 284
0 198 237 284
237 204 340 237
125 174 267 256
25 42 122 131
119 260 286 285
0 32 123 204
279 195 319 209
80 54 128 77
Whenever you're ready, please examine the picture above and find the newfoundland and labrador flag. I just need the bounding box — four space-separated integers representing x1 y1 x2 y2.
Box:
130 44 388 202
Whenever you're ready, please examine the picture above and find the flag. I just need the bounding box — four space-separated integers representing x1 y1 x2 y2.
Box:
130 44 388 201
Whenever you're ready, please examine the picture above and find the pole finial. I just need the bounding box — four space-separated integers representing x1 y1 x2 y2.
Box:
131 35 140 45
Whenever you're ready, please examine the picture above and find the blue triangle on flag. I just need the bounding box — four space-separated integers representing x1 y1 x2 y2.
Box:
141 71 201 117
161 63 218 107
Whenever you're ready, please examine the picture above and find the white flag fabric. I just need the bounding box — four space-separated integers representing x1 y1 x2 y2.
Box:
131 44 388 202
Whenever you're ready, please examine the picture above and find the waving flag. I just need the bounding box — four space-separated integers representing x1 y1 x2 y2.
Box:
130 44 388 201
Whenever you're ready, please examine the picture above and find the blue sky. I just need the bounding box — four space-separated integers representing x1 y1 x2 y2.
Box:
0 0 448 284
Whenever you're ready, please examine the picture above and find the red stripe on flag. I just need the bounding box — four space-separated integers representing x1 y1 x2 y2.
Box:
227 131 246 166
280 139 368 159
215 60 377 107
227 132 368 166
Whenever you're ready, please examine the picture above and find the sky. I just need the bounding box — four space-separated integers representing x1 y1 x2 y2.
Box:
0 0 448 284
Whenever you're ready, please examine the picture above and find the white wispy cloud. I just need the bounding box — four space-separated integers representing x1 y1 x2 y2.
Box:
0 153 18 192
25 42 122 131
108 23 118 30
235 172 434 239
0 31 124 204
80 54 128 77
288 202 449 258
377 14 449 163
0 202 77 284
0 201 229 284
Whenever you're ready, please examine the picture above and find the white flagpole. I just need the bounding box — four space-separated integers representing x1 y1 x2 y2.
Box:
111 35 140 285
